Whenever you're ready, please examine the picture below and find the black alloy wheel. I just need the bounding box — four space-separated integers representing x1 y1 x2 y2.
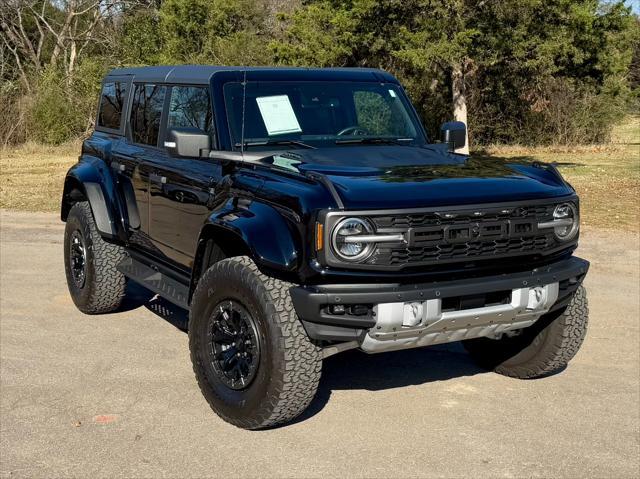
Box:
189 256 322 429
208 300 261 390
69 229 87 288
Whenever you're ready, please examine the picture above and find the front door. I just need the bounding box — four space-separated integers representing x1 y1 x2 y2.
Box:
145 85 220 269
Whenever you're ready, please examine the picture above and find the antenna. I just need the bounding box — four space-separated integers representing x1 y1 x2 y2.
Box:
240 70 247 156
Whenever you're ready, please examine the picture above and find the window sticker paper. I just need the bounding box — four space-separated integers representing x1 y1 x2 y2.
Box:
255 95 302 136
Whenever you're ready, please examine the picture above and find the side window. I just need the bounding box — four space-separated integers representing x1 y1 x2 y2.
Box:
167 86 213 134
129 84 166 146
97 82 126 130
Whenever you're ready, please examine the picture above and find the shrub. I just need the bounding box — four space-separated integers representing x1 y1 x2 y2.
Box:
28 69 81 144
26 60 107 145
524 77 629 145
0 82 30 147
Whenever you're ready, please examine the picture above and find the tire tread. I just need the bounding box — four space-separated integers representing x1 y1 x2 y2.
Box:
467 286 589 379
65 201 127 314
189 256 322 429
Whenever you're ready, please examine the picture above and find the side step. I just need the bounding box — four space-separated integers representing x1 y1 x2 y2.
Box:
117 256 189 310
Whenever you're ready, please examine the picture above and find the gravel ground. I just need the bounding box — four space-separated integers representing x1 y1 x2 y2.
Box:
1 210 638 478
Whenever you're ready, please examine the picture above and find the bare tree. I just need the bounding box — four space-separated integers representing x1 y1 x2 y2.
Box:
0 1 139 87
0 1 40 89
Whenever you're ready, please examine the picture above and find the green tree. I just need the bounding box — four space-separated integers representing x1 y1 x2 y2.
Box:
1 0 637 145
119 0 274 66
274 0 638 145
272 0 482 149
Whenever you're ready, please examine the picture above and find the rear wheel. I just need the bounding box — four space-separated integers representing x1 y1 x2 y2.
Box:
464 286 588 379
189 256 322 429
64 201 127 314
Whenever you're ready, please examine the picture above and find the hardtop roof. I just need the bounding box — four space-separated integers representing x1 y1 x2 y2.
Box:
105 65 399 85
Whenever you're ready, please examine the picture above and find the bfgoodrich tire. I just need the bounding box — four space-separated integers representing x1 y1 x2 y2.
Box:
189 256 322 430
64 201 127 314
464 286 589 379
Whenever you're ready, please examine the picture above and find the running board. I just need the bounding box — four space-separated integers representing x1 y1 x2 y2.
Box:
117 257 189 310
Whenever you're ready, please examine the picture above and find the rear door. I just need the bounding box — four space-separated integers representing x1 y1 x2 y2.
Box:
113 83 168 253
145 85 221 269
93 77 140 241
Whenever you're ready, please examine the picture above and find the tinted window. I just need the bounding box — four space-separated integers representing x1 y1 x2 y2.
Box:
167 86 213 133
223 81 423 148
130 84 166 146
97 82 126 130
354 90 416 137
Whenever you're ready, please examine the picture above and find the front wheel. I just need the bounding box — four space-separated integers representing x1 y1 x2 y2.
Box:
464 286 589 379
189 256 322 429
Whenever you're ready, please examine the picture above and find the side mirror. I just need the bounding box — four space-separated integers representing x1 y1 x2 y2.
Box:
440 121 466 152
164 127 210 158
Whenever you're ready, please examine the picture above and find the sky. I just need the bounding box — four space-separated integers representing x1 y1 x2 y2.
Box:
624 0 639 14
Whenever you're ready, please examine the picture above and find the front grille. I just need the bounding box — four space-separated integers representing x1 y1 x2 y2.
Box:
371 204 551 229
375 234 553 266
364 203 561 268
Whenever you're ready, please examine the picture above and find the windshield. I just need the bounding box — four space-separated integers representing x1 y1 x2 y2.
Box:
223 81 426 149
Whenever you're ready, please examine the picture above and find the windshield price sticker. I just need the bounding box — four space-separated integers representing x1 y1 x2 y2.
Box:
256 95 303 136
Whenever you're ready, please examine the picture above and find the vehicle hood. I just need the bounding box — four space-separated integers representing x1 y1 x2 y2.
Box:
258 145 575 209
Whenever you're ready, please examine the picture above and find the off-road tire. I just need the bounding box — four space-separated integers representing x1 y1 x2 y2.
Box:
189 256 322 430
464 286 588 379
64 201 127 314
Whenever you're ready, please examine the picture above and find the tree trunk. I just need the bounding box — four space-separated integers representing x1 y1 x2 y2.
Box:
451 63 470 154
68 39 77 77
50 9 73 68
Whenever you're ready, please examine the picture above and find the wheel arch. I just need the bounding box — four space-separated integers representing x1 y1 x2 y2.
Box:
189 201 302 302
61 158 121 240
61 176 87 221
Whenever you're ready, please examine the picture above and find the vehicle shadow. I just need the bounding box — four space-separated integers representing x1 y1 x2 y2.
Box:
118 282 190 330
292 343 485 426
115 282 157 313
129 285 487 426
145 297 189 331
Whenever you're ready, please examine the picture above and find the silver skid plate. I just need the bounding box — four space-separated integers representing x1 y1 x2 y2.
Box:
359 283 559 353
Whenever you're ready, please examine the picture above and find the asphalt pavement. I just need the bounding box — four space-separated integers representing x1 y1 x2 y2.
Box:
1 210 638 478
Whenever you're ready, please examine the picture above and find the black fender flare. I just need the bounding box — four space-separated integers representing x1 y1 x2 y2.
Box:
61 157 123 240
190 199 302 297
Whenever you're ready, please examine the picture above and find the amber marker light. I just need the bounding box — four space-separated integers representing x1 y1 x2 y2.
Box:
316 223 324 251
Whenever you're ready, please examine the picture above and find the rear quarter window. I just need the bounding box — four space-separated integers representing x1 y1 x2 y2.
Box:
97 82 127 130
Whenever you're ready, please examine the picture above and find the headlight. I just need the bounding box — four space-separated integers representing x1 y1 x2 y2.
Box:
331 217 375 261
547 202 579 241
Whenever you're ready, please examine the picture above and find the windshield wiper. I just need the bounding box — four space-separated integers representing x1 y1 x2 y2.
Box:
334 137 411 146
235 139 316 149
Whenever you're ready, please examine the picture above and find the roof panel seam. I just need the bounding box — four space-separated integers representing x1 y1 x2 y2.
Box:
164 67 176 83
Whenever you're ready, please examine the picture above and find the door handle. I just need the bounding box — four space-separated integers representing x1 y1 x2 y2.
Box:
150 173 167 185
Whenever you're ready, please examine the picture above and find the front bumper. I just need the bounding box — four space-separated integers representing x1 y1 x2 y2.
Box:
290 256 589 342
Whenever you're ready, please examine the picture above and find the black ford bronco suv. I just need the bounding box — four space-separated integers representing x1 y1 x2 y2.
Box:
62 66 589 429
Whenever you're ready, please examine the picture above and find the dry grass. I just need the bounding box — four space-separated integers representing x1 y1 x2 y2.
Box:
0 117 638 231
484 116 639 232
0 141 79 212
